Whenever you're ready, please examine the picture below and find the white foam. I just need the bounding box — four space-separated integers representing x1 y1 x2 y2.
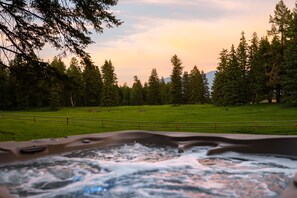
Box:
0 144 296 198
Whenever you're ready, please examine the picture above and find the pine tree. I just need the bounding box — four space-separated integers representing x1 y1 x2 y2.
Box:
248 34 267 103
119 83 131 106
269 0 292 45
182 72 190 104
51 57 66 74
267 36 283 103
257 37 273 103
130 76 144 106
212 49 228 105
82 58 103 106
283 4 297 104
170 55 183 105
142 82 149 105
0 61 11 109
10 56 50 108
189 66 204 104
236 32 249 104
66 57 83 107
101 60 119 106
147 69 162 105
268 0 292 103
201 71 210 104
224 45 244 105
49 56 67 108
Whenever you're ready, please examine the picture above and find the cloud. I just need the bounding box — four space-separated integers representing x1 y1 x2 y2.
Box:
88 12 273 86
40 0 297 86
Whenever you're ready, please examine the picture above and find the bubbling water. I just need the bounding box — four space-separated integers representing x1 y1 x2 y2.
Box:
0 143 296 198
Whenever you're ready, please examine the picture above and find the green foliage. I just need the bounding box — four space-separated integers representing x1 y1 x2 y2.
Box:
160 78 171 105
248 35 269 104
0 0 122 65
201 71 210 103
236 32 249 104
9 56 51 108
212 0 296 106
130 76 144 106
82 58 103 106
224 45 244 105
189 66 204 104
268 36 283 103
212 49 228 105
147 69 162 105
49 57 67 108
182 72 190 104
119 83 131 106
269 0 292 44
66 58 84 107
170 55 183 105
101 60 119 106
0 63 11 109
283 4 297 104
268 0 292 103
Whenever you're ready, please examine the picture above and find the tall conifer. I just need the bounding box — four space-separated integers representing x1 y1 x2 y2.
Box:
170 55 183 105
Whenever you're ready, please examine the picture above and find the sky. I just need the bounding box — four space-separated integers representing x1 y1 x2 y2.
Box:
43 0 296 86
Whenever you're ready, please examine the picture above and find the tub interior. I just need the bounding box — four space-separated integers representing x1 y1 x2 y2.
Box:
1 143 297 198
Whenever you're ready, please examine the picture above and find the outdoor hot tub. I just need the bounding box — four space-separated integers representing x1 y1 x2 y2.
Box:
0 131 297 197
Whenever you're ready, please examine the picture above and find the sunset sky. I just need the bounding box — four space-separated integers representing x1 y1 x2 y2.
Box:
44 0 295 86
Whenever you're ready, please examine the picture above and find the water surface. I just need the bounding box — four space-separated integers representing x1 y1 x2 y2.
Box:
0 143 296 198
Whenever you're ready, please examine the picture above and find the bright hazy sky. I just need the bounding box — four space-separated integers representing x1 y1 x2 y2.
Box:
43 0 295 86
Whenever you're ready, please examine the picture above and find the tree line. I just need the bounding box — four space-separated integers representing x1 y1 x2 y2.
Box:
0 54 210 109
212 0 297 105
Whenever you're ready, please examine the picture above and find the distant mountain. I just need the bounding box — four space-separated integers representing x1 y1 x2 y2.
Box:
163 71 216 91
205 71 216 90
164 77 171 84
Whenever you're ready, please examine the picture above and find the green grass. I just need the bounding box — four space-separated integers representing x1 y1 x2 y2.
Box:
0 104 297 141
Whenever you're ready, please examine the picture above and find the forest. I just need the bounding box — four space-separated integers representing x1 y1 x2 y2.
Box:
0 0 296 109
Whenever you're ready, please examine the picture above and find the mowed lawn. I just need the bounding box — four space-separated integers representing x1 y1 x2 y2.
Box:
0 104 297 141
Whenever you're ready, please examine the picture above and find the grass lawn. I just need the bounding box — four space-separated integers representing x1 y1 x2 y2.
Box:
0 104 297 141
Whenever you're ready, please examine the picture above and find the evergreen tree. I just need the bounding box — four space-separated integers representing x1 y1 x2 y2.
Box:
147 69 162 105
101 60 119 106
256 37 273 103
82 58 103 106
268 0 292 103
130 76 144 106
0 61 12 109
119 83 131 106
49 56 67 108
283 4 297 104
201 71 210 103
224 45 244 105
170 55 183 105
248 32 259 103
51 57 66 74
66 57 83 107
269 0 292 45
267 36 283 103
212 49 229 105
248 34 268 103
142 82 149 105
10 56 50 108
236 32 249 104
182 72 190 104
189 66 204 104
